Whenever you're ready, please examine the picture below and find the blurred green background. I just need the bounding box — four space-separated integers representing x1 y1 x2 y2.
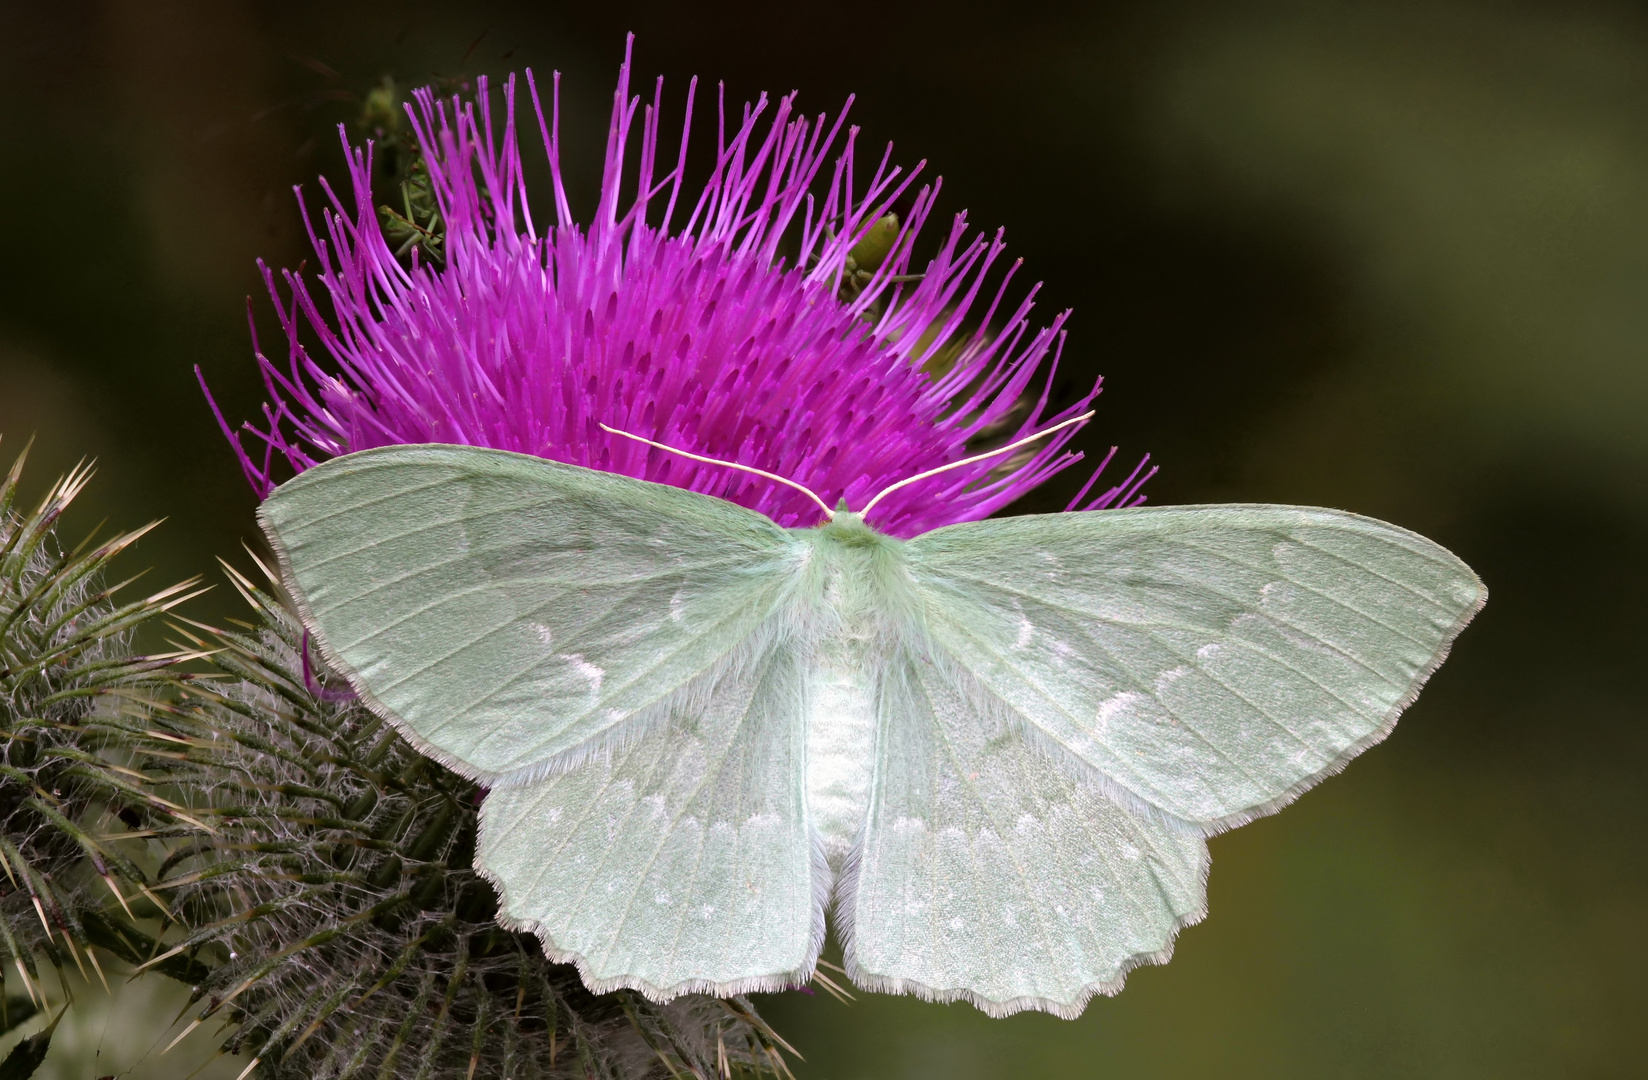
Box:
1 0 1644 1076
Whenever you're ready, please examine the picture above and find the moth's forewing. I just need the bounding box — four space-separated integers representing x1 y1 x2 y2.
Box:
900 505 1485 829
261 444 797 782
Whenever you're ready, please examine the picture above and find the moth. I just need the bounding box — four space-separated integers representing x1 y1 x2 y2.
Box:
260 424 1484 1018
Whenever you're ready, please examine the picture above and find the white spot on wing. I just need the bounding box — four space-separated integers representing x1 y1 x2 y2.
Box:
1154 666 1191 692
1014 617 1035 650
1095 691 1146 736
561 653 605 697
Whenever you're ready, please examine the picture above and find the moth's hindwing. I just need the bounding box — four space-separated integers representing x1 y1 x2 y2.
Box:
845 641 1208 1018
479 634 822 999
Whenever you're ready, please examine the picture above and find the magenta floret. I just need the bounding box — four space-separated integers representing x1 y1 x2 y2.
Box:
203 42 1151 536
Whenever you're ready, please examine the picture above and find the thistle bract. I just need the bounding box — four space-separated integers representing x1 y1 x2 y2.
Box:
0 443 195 1012
207 44 1150 535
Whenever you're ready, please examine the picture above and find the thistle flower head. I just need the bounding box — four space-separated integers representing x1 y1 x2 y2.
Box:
208 41 1150 535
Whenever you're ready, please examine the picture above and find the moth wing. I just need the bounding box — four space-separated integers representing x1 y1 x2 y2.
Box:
901 505 1486 829
842 644 1208 1018
478 634 821 998
260 444 800 782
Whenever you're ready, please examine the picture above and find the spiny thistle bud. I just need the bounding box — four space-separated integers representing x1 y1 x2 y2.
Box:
0 441 196 1010
358 73 447 265
139 566 794 1080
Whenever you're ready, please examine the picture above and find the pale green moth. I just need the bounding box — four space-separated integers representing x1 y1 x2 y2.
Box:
258 419 1485 1019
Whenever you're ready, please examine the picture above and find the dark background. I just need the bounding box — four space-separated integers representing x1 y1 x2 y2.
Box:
2 1 1645 1077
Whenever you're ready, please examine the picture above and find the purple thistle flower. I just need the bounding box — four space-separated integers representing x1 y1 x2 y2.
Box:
202 42 1152 537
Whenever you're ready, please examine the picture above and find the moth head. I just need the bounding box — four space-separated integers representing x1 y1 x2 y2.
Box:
597 409 1095 529
816 507 882 546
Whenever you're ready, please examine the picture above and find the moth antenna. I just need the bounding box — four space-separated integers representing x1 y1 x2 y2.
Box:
598 422 837 519
858 410 1097 520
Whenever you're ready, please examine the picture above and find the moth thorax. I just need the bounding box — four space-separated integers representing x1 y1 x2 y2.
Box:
813 515 910 634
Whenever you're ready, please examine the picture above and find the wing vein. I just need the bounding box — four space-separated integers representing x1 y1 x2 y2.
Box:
278 474 457 531
1175 537 1438 650
1288 535 1453 603
913 664 1066 973
932 615 1279 809
597 654 787 970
